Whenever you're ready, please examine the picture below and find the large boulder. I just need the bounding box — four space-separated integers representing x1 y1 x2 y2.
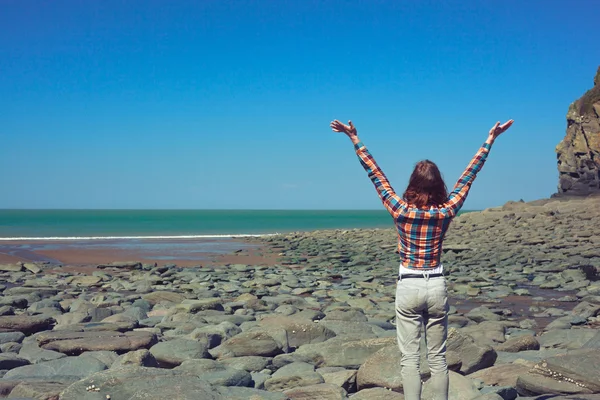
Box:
447 328 497 374
555 66 600 195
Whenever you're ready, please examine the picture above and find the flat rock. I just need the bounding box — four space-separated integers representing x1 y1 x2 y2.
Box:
516 372 594 396
0 264 24 272
142 291 186 305
264 362 324 392
258 316 336 349
37 330 157 355
209 330 284 359
3 356 107 380
18 340 67 364
283 383 347 400
217 386 289 399
0 353 30 370
149 338 211 367
8 381 70 400
466 306 502 323
174 359 253 387
97 261 142 269
219 356 272 372
0 315 55 335
495 335 540 352
583 330 600 348
295 336 396 368
0 331 25 345
539 349 600 392
469 363 532 387
351 387 405 399
67 276 102 286
539 329 598 350
174 298 225 313
111 349 159 368
58 366 220 400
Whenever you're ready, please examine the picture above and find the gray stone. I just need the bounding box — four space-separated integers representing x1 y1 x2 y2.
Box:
0 315 54 335
175 359 253 387
0 353 30 370
469 363 532 387
480 385 518 400
583 330 600 348
7 381 69 400
187 321 242 348
295 336 395 368
258 316 336 349
320 368 357 393
351 387 405 399
356 344 404 391
37 329 157 355
149 338 210 367
0 264 24 272
58 366 220 400
18 340 66 364
209 330 284 359
0 332 25 345
282 383 347 399
219 356 272 372
466 306 502 323
111 349 159 368
423 370 480 400
495 335 540 352
447 328 497 374
539 329 598 349
264 362 324 392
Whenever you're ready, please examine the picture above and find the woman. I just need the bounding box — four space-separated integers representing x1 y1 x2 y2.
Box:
330 118 514 400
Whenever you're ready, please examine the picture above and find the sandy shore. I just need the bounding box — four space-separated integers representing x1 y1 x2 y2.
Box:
0 237 279 267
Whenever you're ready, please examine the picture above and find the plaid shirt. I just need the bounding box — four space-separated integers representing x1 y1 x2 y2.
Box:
354 140 492 269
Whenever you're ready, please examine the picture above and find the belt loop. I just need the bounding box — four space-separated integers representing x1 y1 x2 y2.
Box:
398 270 402 282
424 271 430 281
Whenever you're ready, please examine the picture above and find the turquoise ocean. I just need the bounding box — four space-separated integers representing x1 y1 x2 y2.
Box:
0 210 400 240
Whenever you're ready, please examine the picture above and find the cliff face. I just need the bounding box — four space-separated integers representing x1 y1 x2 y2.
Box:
555 66 600 195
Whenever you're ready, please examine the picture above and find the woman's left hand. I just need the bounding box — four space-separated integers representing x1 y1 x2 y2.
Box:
330 119 358 139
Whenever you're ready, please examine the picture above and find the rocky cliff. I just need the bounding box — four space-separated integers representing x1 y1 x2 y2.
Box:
555 66 600 195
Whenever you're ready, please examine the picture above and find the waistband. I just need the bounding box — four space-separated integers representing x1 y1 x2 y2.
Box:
399 273 444 279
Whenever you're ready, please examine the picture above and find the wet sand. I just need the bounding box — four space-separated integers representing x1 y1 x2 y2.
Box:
0 237 279 267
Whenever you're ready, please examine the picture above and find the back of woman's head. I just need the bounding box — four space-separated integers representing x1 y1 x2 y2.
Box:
403 160 448 209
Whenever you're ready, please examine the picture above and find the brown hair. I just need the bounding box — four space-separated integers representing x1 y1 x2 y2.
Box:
403 160 448 209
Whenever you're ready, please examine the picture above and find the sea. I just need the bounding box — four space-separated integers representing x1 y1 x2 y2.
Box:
0 209 399 240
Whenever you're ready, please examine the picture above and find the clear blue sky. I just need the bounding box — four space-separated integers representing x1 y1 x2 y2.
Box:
1 0 598 210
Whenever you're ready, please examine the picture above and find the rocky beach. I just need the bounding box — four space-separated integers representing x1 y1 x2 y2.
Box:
0 194 599 400
1 68 598 400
